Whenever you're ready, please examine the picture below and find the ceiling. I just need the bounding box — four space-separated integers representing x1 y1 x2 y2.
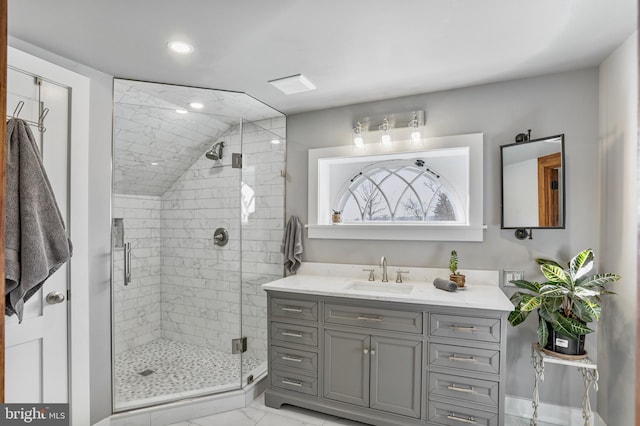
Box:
7 1 637 115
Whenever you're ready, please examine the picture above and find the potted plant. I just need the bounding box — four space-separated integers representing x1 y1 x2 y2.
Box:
449 250 466 287
331 209 342 224
508 248 620 357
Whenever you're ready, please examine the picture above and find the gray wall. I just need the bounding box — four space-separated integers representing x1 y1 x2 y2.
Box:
286 68 601 407
8 37 114 425
597 33 637 425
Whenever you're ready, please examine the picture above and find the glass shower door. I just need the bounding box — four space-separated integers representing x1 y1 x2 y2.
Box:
112 79 245 411
240 117 287 385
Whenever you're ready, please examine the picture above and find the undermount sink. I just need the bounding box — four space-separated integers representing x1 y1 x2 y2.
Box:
346 281 414 294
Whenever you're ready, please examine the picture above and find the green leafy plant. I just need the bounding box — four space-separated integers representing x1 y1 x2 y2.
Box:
508 248 620 347
449 250 459 275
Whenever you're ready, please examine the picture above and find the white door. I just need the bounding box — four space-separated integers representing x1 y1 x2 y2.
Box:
5 67 70 403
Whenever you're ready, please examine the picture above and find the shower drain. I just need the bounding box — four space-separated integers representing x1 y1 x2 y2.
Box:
138 369 154 377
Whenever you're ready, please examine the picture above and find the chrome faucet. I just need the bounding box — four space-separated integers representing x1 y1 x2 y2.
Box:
380 256 388 282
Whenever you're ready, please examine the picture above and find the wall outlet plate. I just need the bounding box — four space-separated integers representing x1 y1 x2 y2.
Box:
503 270 524 287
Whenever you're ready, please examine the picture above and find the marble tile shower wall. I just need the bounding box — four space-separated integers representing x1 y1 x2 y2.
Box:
160 117 286 361
113 194 163 354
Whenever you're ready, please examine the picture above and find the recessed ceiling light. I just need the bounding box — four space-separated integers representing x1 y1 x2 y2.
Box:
268 74 316 95
176 109 188 114
167 40 194 54
150 162 159 166
271 139 281 145
189 102 204 109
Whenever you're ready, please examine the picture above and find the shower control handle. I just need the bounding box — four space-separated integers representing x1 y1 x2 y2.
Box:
213 228 229 247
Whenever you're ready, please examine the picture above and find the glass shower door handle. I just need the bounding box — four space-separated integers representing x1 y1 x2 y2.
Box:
124 242 131 285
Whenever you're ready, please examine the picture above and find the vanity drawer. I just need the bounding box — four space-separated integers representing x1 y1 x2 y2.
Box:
428 372 499 407
270 345 318 374
271 369 318 396
271 298 318 322
429 343 500 375
271 322 318 347
324 304 423 334
428 399 498 426
430 314 501 343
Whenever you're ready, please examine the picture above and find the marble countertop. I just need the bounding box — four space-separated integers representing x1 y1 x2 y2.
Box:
261 263 514 312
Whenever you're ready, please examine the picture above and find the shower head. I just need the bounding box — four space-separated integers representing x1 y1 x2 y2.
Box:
205 141 224 161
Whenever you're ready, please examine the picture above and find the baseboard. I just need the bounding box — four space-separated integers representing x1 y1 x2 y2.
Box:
506 395 606 425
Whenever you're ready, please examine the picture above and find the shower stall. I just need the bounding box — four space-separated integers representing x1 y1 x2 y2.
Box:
111 79 286 411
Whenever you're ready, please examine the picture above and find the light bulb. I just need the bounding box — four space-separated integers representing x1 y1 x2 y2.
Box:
409 113 421 144
189 102 204 109
176 109 188 114
411 130 421 143
353 122 364 147
271 139 281 145
380 118 392 146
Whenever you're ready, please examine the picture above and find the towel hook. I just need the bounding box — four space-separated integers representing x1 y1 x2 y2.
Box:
12 101 25 118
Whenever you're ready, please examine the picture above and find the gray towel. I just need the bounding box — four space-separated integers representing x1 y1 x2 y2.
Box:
281 215 303 273
5 118 72 322
433 278 457 292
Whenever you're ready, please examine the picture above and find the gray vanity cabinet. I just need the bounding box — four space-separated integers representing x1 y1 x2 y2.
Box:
324 330 422 418
264 291 507 426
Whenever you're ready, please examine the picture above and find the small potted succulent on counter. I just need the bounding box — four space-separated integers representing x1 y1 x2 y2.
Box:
449 250 466 288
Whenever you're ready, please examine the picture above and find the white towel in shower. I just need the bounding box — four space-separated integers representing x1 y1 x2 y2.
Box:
5 118 72 322
281 215 303 273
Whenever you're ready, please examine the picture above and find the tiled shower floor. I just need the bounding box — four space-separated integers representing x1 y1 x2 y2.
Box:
114 338 265 410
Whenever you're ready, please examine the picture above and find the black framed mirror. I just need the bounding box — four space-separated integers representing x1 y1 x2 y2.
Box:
500 134 565 236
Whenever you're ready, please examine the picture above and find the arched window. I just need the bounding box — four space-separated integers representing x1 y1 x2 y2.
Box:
334 159 465 224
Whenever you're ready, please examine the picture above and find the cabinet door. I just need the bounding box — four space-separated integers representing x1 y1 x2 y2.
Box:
324 329 370 407
370 336 422 418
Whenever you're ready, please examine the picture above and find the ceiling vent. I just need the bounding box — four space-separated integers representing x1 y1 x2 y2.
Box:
268 74 316 95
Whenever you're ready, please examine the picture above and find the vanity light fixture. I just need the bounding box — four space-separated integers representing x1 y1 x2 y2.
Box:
352 110 425 148
353 122 364 147
167 40 194 55
189 102 204 110
380 118 392 146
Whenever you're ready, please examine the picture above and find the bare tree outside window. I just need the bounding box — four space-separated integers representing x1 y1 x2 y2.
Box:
401 195 424 220
356 180 387 220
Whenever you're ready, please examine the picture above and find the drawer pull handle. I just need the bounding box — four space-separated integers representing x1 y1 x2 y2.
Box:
281 332 303 338
450 325 478 332
357 316 382 322
281 379 303 387
281 307 304 313
447 414 478 424
281 356 303 363
447 384 477 394
449 354 476 363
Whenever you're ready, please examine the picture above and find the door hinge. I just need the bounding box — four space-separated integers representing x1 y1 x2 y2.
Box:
232 153 243 169
67 289 71 301
551 180 559 190
232 337 247 354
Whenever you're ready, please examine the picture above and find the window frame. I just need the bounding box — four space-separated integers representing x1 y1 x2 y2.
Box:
307 133 484 241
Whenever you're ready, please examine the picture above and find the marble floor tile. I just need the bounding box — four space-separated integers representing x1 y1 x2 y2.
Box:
165 392 565 426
